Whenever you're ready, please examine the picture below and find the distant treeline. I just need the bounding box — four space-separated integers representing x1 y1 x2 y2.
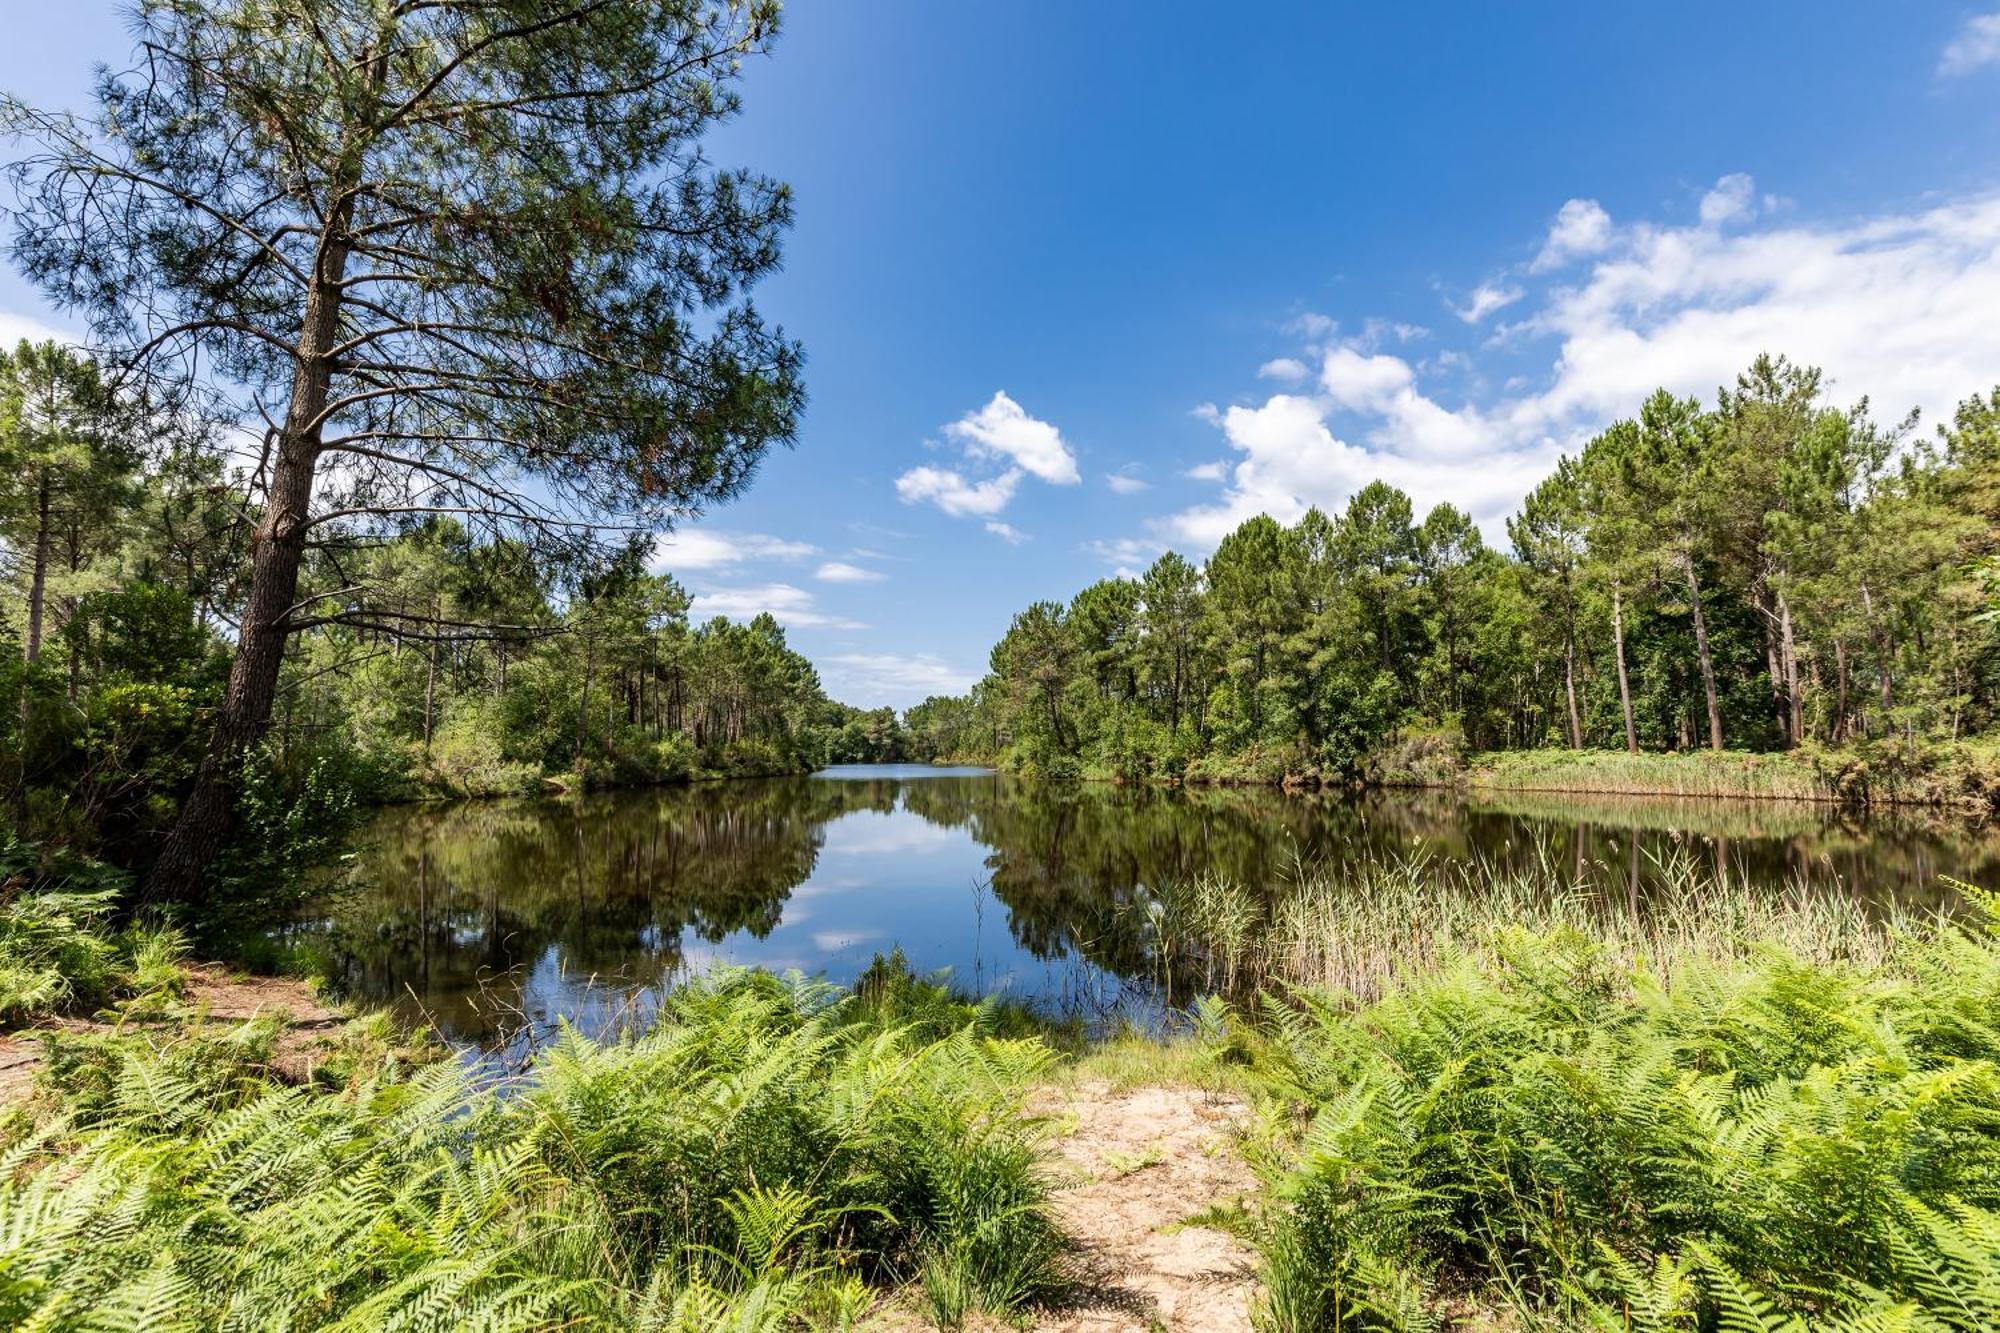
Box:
903 356 2000 785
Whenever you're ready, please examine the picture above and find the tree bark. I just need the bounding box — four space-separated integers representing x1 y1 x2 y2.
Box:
1778 596 1803 747
143 202 356 907
1562 617 1583 749
23 472 49 665
1612 584 1639 754
1685 557 1724 751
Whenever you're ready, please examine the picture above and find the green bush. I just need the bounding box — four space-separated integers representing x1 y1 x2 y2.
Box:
0 832 187 1025
1248 900 2000 1330
0 965 1067 1330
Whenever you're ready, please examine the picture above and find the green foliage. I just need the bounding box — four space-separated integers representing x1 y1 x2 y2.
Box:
0 964 1066 1330
0 831 186 1024
1247 908 2000 1330
202 754 356 944
912 355 2000 800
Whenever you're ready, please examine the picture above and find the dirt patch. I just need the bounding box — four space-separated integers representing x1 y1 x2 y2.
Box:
0 964 344 1103
1031 1079 1261 1332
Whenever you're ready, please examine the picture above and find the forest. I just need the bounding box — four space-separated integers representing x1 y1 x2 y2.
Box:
0 335 906 900
906 356 2000 795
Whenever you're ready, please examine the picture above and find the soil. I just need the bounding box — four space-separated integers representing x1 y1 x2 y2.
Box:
0 963 345 1102
1033 1080 1260 1331
878 1078 1261 1331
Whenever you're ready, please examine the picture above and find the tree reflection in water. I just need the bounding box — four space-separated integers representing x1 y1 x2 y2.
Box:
300 766 2000 1052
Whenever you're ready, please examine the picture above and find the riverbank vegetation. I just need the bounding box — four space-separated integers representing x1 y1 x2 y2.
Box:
907 359 2000 808
4 844 1998 1329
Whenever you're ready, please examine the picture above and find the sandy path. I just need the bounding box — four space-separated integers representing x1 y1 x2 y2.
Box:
0 963 343 1101
1030 1079 1261 1332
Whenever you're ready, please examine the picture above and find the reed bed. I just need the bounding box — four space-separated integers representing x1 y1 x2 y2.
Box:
1134 843 1923 1004
1467 748 1838 802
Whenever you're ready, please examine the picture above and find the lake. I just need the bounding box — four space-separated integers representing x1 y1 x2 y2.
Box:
307 764 2000 1055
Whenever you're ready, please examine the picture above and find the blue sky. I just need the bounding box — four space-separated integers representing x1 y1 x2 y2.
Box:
6 4 2000 707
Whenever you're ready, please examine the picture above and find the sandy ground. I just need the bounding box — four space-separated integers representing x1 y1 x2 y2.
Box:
1032 1079 1261 1332
878 1077 1263 1331
0 963 344 1102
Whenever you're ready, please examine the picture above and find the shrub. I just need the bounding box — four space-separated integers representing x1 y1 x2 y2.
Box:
0 965 1067 1329
1247 900 2000 1330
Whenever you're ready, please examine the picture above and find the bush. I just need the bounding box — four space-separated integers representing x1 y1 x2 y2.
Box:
1249 901 2000 1330
0 832 187 1025
0 964 1068 1329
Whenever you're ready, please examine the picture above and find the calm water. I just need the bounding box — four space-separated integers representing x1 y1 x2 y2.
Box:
306 765 2000 1054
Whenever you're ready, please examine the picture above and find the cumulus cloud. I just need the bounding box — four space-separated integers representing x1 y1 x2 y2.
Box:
0 309 77 347
1531 198 1614 271
895 391 1076 524
651 529 816 572
1940 12 2000 76
894 465 1020 517
1698 172 1759 227
1453 281 1523 324
1152 176 2000 551
1184 460 1228 482
1085 536 1167 576
1106 467 1149 494
818 652 979 708
942 391 1079 484
688 583 866 630
815 561 885 584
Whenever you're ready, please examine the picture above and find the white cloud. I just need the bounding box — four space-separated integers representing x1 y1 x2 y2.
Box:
1156 178 2000 550
815 560 885 584
1531 198 1613 272
818 652 979 707
652 529 816 572
1453 281 1523 324
1086 536 1166 569
1257 356 1310 381
894 392 1076 525
942 391 1079 484
0 309 77 348
984 520 1029 544
894 465 1020 517
1940 12 2000 76
1185 460 1227 482
1106 468 1149 494
688 583 866 630
1699 172 1759 227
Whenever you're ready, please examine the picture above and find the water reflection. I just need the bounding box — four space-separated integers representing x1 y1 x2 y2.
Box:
305 767 1999 1051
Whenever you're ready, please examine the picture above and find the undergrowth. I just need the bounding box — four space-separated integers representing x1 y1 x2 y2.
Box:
1235 881 2000 1330
0 830 187 1024
0 966 1066 1331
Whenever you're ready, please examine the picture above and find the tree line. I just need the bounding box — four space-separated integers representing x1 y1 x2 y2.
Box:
0 340 902 927
905 356 2000 782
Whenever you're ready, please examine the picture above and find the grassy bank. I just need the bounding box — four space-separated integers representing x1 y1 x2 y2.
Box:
5 846 1999 1329
1410 737 2000 811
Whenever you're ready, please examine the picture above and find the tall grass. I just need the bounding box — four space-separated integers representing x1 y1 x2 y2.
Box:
1231 888 2000 1330
1468 748 1837 802
1137 844 1922 1003
0 966 1066 1331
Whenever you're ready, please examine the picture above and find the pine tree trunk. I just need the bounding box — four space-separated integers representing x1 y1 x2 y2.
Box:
1686 557 1724 751
23 472 50 665
1778 596 1803 747
1612 584 1639 754
1562 619 1583 749
144 206 356 908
